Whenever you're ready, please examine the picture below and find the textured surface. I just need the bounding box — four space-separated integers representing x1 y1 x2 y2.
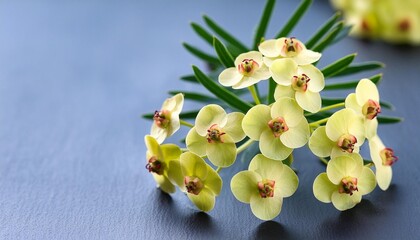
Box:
0 0 419 239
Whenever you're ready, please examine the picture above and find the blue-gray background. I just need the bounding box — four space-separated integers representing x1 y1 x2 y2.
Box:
0 0 418 239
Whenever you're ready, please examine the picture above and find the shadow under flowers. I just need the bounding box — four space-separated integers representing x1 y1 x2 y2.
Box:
253 221 294 240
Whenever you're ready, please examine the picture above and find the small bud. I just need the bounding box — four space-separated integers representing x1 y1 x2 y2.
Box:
184 176 204 195
337 134 357 153
339 176 358 195
268 117 289 138
380 148 398 166
362 99 381 120
257 179 276 198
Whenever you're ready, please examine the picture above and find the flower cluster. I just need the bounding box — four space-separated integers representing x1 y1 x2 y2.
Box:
331 0 420 45
143 0 400 220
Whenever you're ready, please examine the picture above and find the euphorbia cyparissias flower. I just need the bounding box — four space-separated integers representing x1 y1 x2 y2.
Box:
231 154 298 220
369 135 398 190
258 37 321 66
171 152 222 212
345 78 381 139
272 58 325 113
186 104 245 167
144 135 183 194
242 98 309 161
150 93 184 144
309 109 365 158
218 51 271 89
313 153 376 211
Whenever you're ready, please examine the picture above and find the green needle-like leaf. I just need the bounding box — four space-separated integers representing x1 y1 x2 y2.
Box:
321 53 357 78
377 116 404 124
332 61 385 77
180 74 199 84
142 110 200 120
192 65 253 113
203 15 249 53
275 0 312 38
253 0 276 50
191 22 214 46
267 78 276 104
169 91 220 103
306 12 341 49
331 25 352 44
183 42 220 64
321 97 395 110
213 37 235 68
323 74 382 90
312 21 344 53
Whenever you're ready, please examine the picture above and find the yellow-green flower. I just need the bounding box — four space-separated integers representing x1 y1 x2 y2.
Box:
173 152 222 212
242 98 309 160
309 109 365 158
369 135 398 190
186 104 245 167
258 37 321 66
313 153 376 211
230 154 298 220
271 58 325 113
218 51 271 89
150 93 184 143
345 79 381 139
144 135 183 194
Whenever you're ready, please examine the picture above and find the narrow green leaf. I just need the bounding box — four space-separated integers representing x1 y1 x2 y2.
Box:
180 75 198 84
191 22 214 46
182 42 220 64
323 74 382 90
253 0 276 49
192 65 253 113
267 78 276 104
143 110 199 120
169 91 219 103
275 0 312 38
142 113 154 120
331 25 352 44
213 37 235 68
321 97 395 110
203 15 249 52
377 116 403 124
312 21 344 53
306 12 341 49
321 53 357 78
332 61 385 77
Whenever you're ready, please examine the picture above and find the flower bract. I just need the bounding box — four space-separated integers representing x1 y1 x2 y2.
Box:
230 154 298 220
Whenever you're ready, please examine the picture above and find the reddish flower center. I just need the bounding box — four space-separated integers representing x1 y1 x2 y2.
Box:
339 176 358 195
337 134 357 153
380 148 398 166
398 19 410 32
268 117 289 138
153 110 171 128
184 176 203 195
257 179 275 198
292 74 310 92
238 59 259 76
362 99 381 120
206 124 225 143
281 37 303 57
145 156 164 175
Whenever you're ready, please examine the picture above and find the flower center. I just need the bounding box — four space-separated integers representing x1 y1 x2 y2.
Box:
153 110 171 128
398 19 410 32
362 99 381 120
206 124 226 143
337 134 357 153
339 176 358 195
257 179 275 198
145 156 164 175
238 59 259 76
292 74 310 92
380 148 398 166
184 176 204 195
268 117 289 138
281 37 302 57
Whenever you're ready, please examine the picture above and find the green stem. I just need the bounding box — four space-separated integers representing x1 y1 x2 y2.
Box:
248 85 261 105
319 157 329 165
237 139 255 155
216 167 222 173
305 102 345 117
180 119 194 128
309 117 329 127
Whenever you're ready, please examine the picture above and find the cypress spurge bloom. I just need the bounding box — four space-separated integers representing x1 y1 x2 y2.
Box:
309 109 365 158
231 154 298 220
345 79 381 139
186 104 246 167
369 135 398 190
272 58 325 113
313 153 376 211
258 37 321 66
151 93 184 143
144 135 183 194
174 152 222 212
242 98 309 160
218 51 271 89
